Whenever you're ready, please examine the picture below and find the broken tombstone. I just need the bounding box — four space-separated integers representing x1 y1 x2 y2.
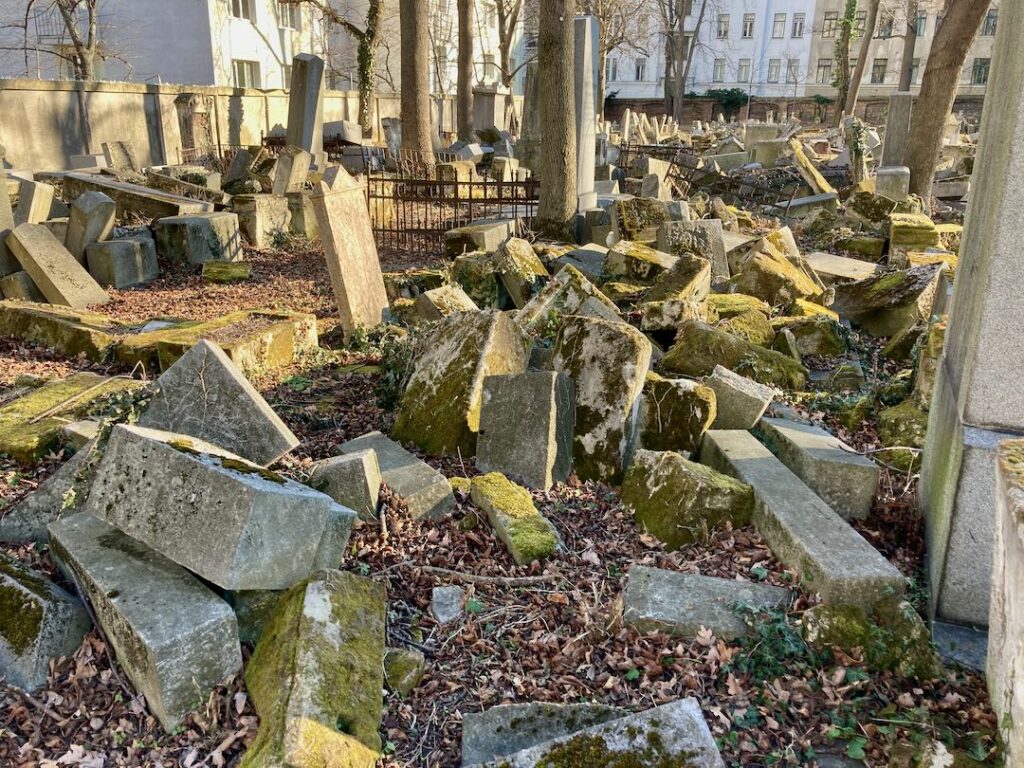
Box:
636 372 716 454
154 212 244 264
6 223 110 308
308 448 381 521
470 472 559 565
64 191 115 264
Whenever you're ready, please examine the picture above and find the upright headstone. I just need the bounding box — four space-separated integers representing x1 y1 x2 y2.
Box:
65 191 116 264
921 4 1024 629
286 54 326 169
621 108 633 144
881 92 914 167
309 168 389 334
14 180 55 226
574 16 599 213
0 168 16 276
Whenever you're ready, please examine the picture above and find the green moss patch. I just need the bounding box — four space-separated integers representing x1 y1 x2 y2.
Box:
470 472 559 565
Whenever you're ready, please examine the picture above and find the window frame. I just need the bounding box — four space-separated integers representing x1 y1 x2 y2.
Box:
971 57 991 85
767 58 781 83
785 58 799 84
712 58 726 83
742 12 755 39
821 12 838 38
816 58 833 85
737 58 751 82
981 9 997 36
772 13 786 39
634 56 648 81
231 0 255 22
233 59 261 88
870 58 888 84
792 13 805 38
716 13 729 39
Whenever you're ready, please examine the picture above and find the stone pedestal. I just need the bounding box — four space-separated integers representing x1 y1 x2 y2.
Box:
573 16 599 213
286 54 325 168
881 92 914 167
921 4 1024 629
472 84 508 133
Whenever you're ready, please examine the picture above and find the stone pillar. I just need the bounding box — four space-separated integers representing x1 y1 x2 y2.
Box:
517 61 540 172
881 91 914 167
573 16 599 213
286 54 326 168
920 1 1024 629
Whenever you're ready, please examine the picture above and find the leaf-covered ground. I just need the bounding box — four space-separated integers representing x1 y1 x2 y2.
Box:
0 239 1000 767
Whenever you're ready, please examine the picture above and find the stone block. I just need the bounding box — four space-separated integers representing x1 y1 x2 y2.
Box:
637 372 716 454
444 219 512 257
101 140 140 174
462 703 624 767
244 569 385 765
876 166 910 202
309 449 381 520
621 566 791 640
85 239 159 289
233 194 291 250
414 284 479 321
202 261 251 283
62 173 213 220
0 270 44 301
470 473 559 564
271 146 312 195
494 238 549 308
758 417 879 521
393 310 529 457
516 264 620 332
610 197 669 242
551 316 651 483
341 431 455 520
0 557 90 690
86 425 356 591
605 240 676 282
286 54 326 163
553 244 607 283
49 513 241 729
137 339 299 467
65 191 115 263
805 251 879 284
7 223 109 308
14 180 55 226
0 170 16 276
657 219 728 280
432 585 465 624
476 372 574 490
285 190 319 239
700 430 905 607
155 212 243 264
832 264 941 337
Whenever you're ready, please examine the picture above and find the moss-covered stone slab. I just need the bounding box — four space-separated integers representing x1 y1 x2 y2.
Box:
392 310 529 457
656 219 729 280
641 252 712 305
495 238 549 309
877 400 928 471
788 138 835 196
516 265 621 334
49 513 241 730
383 647 425 698
662 320 808 390
202 261 251 284
413 284 479 322
637 372 716 454
444 219 513 258
452 251 500 309
622 566 791 640
717 308 775 347
912 318 945 408
835 234 886 261
243 570 386 767
845 190 898 227
706 365 776 430
706 293 771 318
0 301 124 360
309 449 381 521
470 473 559 565
771 315 846 357
889 212 940 258
609 198 669 242
832 264 942 338
383 268 448 301
788 299 839 321
0 372 142 462
551 316 651 483
638 297 716 332
729 250 820 308
622 449 753 550
0 556 90 691
604 240 676 283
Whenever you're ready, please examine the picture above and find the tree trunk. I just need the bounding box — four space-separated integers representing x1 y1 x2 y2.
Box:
906 0 990 198
833 0 858 126
536 0 577 241
597 48 607 121
357 2 385 135
845 0 880 116
898 0 919 91
457 0 475 140
399 0 434 167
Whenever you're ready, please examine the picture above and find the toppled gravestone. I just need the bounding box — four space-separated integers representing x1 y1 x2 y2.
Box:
475 372 574 490
832 265 942 337
657 219 728 281
469 473 559 565
462 703 624 767
243 570 386 768
621 566 791 640
64 191 115 263
154 212 244 265
604 240 676 282
640 251 711 304
494 238 549 308
0 556 91 691
622 449 753 550
551 315 651 483
392 310 529 457
663 320 808 390
137 339 299 467
341 431 454 519
730 247 821 307
706 365 776 430
6 223 110 308
636 372 716 454
49 513 241 729
414 284 478 321
515 265 620 332
86 425 356 591
475 697 724 767
86 238 159 289
309 448 381 520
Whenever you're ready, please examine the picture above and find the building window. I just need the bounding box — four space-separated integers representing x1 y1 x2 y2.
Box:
278 1 300 29
876 16 894 38
871 58 888 84
737 58 751 82
484 53 498 80
634 57 647 81
816 58 833 85
822 12 838 38
981 9 997 36
231 0 255 22
606 57 618 82
786 58 799 84
971 58 991 85
915 13 927 36
910 58 921 84
855 11 867 35
792 13 805 38
767 59 781 83
283 64 292 84
772 13 786 38
233 59 261 88
716 13 729 39
742 13 755 38
713 58 725 83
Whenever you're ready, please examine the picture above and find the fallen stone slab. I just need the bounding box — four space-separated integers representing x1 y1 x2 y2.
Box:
101 140 140 174
605 240 677 282
552 315 651 483
341 431 454 519
706 365 776 430
621 566 791 640
641 252 711 304
609 197 669 242
0 270 44 301
309 448 381 520
832 265 942 337
637 372 716 455
154 212 244 264
64 191 115 263
62 173 214 220
0 556 90 691
470 473 559 565
622 449 753 550
0 169 16 276
137 340 298 467
145 171 232 207
445 219 513 258
657 219 728 281
552 244 607 283
515 265 620 332
757 417 879 521
476 371 574 490
462 703 624 767
87 425 356 590
413 284 479 321
475 697 724 767
202 261 250 284
85 239 159 289
49 513 241 729
384 646 426 697
805 251 879 284
392 310 529 457
0 301 123 360
494 237 549 308
234 194 291 250
7 223 110 308
700 430 904 606
14 180 55 226
271 146 312 195
244 570 386 766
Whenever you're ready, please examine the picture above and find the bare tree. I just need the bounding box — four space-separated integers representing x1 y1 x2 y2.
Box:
833 0 859 126
399 0 434 164
494 0 529 129
536 0 577 239
576 0 651 118
457 0 474 140
0 0 109 80
906 0 990 197
845 0 881 115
